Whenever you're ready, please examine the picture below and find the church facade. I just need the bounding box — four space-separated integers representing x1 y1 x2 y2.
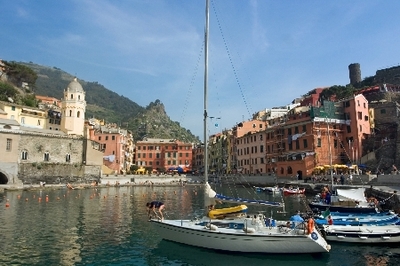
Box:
0 78 103 185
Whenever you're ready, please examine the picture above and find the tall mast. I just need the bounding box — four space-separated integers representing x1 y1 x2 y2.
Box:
326 120 334 189
203 0 209 184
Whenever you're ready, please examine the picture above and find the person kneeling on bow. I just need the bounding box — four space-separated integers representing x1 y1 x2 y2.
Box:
146 201 165 220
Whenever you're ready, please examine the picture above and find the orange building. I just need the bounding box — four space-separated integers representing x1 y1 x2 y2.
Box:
135 138 193 173
35 95 62 108
265 96 371 179
88 123 131 174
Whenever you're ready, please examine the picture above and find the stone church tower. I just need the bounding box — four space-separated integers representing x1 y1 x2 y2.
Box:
61 77 86 136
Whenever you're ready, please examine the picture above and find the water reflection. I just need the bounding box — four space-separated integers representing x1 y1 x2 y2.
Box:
0 186 400 265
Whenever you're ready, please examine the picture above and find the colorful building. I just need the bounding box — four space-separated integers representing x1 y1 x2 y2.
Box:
135 138 193 173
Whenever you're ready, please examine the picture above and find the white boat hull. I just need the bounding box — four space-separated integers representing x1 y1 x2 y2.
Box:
323 225 400 243
150 218 330 254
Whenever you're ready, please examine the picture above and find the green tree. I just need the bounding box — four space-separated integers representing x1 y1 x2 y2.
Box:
0 81 18 101
4 61 38 88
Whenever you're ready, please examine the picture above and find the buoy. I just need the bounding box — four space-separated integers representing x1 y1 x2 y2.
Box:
45 195 49 202
38 197 42 202
25 198 28 202
5 199 10 207
17 195 21 199
57 197 60 200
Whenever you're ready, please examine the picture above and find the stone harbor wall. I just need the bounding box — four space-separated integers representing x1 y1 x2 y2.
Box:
18 163 101 185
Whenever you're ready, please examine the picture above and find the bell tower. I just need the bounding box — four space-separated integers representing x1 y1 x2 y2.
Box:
61 77 86 136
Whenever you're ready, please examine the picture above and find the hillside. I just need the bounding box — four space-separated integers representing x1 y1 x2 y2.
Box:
19 62 200 143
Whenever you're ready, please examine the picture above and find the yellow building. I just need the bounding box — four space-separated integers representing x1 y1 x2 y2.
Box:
0 101 47 129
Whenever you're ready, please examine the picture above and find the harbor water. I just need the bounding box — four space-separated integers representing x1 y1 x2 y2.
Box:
1 185 399 266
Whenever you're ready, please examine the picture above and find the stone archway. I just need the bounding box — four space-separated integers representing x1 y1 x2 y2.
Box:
0 172 8 184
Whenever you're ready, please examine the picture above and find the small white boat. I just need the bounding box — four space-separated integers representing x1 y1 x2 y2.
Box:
283 187 305 196
321 224 400 243
254 186 281 194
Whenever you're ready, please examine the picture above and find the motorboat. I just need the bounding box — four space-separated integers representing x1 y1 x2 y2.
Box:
321 224 400 243
309 187 378 214
283 187 305 196
315 212 400 226
254 186 281 194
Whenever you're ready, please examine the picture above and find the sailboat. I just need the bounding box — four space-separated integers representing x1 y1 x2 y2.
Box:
149 0 331 254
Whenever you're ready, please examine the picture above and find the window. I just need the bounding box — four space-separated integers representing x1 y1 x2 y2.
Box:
21 117 25 124
21 150 28 160
37 120 41 126
44 152 50 161
69 110 72 117
358 112 362 120
317 138 321 147
347 126 351 133
156 153 160 159
260 145 264 153
302 125 307 133
112 136 115 141
360 125 362 132
295 140 300 149
98 136 101 141
77 111 80 118
66 153 71 162
106 136 108 140
78 95 81 100
70 94 73 99
11 106 16 111
364 115 369 121
334 139 338 148
6 138 12 151
303 139 308 149
149 153 152 158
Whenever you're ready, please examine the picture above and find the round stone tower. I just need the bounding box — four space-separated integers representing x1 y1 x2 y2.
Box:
61 77 86 136
349 63 362 85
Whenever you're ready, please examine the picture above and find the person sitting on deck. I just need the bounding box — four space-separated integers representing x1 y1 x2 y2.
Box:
327 215 333 225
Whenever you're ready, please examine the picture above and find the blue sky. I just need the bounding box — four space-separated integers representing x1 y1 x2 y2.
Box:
2 0 400 140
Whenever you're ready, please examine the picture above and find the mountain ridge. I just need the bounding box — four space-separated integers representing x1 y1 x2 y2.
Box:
20 62 200 143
